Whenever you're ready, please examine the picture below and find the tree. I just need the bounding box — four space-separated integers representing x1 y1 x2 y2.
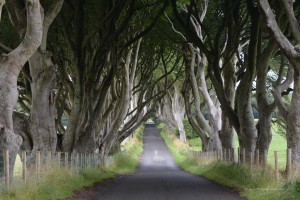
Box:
0 0 43 178
259 0 300 167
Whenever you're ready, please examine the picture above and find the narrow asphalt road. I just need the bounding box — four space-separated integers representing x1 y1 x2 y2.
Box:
95 124 245 200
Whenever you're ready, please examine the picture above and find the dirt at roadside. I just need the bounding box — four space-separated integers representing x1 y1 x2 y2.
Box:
64 177 119 200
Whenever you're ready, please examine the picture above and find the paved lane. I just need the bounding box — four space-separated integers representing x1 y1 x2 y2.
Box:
97 124 244 200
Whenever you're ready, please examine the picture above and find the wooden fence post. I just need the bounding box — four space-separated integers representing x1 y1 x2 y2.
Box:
93 154 96 168
57 152 61 168
70 153 73 172
256 149 260 165
250 151 253 169
238 147 240 164
36 151 41 180
274 151 279 180
228 148 231 162
242 148 246 164
263 150 267 167
87 154 89 168
65 152 69 168
220 149 223 161
224 149 227 162
232 148 236 163
76 153 79 173
4 150 9 189
286 148 292 177
47 151 51 170
86 153 88 168
81 153 84 169
22 151 27 183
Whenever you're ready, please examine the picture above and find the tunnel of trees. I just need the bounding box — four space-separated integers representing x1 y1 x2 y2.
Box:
0 0 300 178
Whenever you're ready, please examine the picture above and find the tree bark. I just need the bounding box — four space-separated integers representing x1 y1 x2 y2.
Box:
255 42 277 164
0 0 42 179
287 68 300 166
259 0 300 167
220 55 236 149
29 50 57 154
28 0 63 154
172 88 186 142
0 0 4 21
236 3 259 161
182 46 222 151
13 112 32 150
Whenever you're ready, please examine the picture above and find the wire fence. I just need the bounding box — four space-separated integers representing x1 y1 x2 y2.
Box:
0 149 113 191
189 148 293 180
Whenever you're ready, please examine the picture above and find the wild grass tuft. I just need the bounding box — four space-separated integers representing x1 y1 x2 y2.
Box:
109 127 143 174
0 167 115 200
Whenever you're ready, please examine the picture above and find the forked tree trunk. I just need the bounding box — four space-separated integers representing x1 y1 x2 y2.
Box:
28 0 63 154
236 4 259 162
256 43 277 164
0 0 42 179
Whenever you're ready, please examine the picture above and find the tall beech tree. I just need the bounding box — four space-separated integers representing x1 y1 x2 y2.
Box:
259 0 300 167
61 0 168 155
170 0 269 160
3 0 64 157
0 0 43 178
28 0 64 155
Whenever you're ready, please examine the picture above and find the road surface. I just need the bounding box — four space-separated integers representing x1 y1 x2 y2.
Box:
93 124 244 200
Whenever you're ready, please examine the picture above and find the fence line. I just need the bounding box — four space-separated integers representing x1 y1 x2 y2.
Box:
189 148 293 178
0 150 113 190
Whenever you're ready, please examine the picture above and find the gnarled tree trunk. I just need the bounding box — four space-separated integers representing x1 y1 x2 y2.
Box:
220 56 236 149
255 42 277 164
0 0 42 179
259 0 300 167
28 0 63 155
171 88 186 142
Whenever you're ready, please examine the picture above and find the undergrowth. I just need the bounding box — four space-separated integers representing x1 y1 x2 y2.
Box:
161 128 300 200
0 126 144 200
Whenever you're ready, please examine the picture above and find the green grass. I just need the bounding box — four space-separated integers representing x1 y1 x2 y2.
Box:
233 123 287 169
185 122 287 169
0 168 115 200
187 138 202 151
161 128 300 200
0 126 144 200
110 127 144 174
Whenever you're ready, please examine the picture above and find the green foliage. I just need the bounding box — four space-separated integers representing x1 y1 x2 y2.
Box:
175 119 198 140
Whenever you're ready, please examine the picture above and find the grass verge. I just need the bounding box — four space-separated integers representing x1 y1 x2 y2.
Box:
0 126 144 200
161 128 300 200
